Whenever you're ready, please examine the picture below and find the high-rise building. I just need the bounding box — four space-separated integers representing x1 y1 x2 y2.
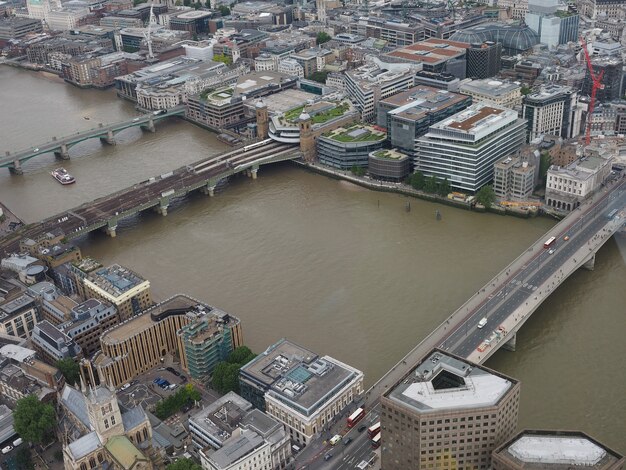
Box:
380 349 520 470
415 103 527 193
492 429 625 469
582 56 624 103
522 84 581 141
525 0 579 49
466 41 502 79
239 338 364 446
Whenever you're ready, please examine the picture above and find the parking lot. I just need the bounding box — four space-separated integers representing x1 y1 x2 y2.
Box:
117 366 188 411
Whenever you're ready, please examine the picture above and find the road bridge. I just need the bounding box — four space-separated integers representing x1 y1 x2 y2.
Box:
1 106 185 174
0 139 300 255
297 177 626 470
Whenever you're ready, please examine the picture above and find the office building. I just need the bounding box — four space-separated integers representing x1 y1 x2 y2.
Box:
31 320 82 364
579 0 625 20
381 349 520 470
384 38 470 77
459 79 522 109
582 56 623 103
416 103 527 192
466 41 502 79
26 0 60 20
177 307 243 380
348 16 425 47
317 125 386 170
492 429 625 469
89 295 242 387
525 0 579 49
63 298 119 357
46 8 91 31
239 338 364 445
0 17 43 41
414 70 462 91
0 294 40 339
377 85 472 158
344 62 416 121
368 149 412 182
493 155 537 201
191 392 291 470
498 0 529 20
168 10 213 35
545 147 614 211
27 281 77 325
522 84 581 141
83 264 152 321
68 257 102 300
0 345 59 403
277 58 304 78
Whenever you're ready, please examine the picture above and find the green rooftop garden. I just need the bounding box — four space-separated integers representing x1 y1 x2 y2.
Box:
326 125 386 143
283 105 305 122
282 101 352 125
199 87 234 102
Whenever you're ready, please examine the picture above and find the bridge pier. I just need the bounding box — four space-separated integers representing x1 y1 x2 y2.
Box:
154 199 169 216
251 168 258 180
54 143 70 160
9 159 23 175
141 118 155 133
582 253 596 271
99 129 116 145
104 225 117 237
502 333 516 352
200 185 216 197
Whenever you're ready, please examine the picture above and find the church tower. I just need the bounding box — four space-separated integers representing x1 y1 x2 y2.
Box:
86 385 124 443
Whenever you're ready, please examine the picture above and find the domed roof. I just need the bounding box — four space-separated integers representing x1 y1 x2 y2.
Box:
255 100 266 109
450 23 539 53
299 112 311 121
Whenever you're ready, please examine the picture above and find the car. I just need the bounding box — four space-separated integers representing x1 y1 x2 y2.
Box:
130 380 138 386
343 437 353 445
564 235 570 241
2 445 13 454
357 425 367 433
548 249 555 254
33 148 39 152
133 117 139 122
153 378 161 384
324 453 333 461
120 383 130 391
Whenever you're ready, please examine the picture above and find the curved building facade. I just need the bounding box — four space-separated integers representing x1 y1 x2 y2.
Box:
450 23 539 55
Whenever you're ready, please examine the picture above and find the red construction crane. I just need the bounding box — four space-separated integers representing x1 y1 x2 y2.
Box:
580 36 604 145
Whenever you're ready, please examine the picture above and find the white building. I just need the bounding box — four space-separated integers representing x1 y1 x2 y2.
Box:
545 148 613 211
344 62 416 121
522 84 581 142
26 0 60 20
239 339 364 446
493 154 537 201
191 392 291 470
459 79 522 109
277 58 304 78
45 8 89 31
416 103 527 193
254 53 276 72
183 40 216 61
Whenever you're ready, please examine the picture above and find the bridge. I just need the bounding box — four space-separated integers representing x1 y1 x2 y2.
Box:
1 106 186 174
297 176 626 470
0 139 300 256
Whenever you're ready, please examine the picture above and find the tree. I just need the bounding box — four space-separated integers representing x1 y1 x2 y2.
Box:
213 53 232 65
192 1 202 8
212 362 240 394
438 177 451 197
219 4 230 15
424 175 438 193
56 358 80 386
227 346 256 365
539 150 552 183
154 384 201 420
167 458 202 470
310 71 329 84
410 171 425 190
521 85 532 96
475 185 496 208
316 32 331 45
350 165 365 177
13 395 57 445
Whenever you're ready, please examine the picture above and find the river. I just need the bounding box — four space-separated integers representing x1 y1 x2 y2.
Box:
1 66 624 452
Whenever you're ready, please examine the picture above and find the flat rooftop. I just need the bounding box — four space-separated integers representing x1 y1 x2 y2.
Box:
385 38 470 65
430 103 518 140
382 85 469 122
241 339 362 416
86 264 147 298
460 79 521 97
494 430 625 469
72 257 102 275
385 349 516 413
323 125 386 143
249 89 317 116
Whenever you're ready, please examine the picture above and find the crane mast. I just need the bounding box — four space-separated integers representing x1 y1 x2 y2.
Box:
580 36 604 146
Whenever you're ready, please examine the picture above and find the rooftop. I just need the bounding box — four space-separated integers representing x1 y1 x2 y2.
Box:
206 430 265 469
460 79 521 97
86 264 148 299
385 38 470 65
382 85 470 123
322 125 386 143
370 149 410 161
494 430 625 469
385 349 516 413
281 100 353 125
241 338 363 417
428 103 519 141
549 154 613 181
72 257 102 275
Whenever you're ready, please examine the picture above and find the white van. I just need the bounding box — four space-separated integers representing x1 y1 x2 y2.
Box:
12 438 23 447
1 446 12 454
330 435 342 446
477 317 488 329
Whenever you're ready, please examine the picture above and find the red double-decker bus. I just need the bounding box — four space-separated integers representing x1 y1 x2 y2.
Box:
367 422 380 439
347 407 365 427
543 236 556 249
